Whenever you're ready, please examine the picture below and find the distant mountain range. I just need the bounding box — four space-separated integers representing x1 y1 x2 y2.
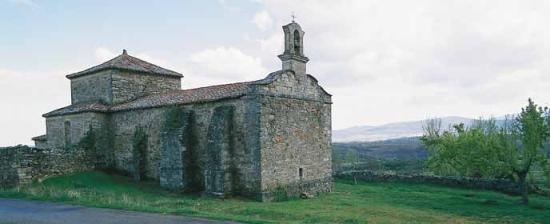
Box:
333 137 428 159
333 116 482 142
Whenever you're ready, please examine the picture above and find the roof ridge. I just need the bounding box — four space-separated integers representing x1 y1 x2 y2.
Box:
66 51 183 79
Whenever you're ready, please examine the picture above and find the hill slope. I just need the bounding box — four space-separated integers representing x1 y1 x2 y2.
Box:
332 137 427 160
333 116 475 142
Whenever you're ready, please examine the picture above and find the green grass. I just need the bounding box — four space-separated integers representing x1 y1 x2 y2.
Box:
1 171 549 223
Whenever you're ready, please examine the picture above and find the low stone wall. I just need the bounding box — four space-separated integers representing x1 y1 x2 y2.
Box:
36 148 96 178
0 145 95 188
0 146 34 188
335 170 535 195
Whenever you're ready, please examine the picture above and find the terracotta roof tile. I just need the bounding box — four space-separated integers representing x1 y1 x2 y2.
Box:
111 81 252 111
66 50 182 79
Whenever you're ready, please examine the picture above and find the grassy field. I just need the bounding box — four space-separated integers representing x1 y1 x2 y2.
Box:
0 172 549 223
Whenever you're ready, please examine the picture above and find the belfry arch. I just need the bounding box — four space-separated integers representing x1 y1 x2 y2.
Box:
293 30 301 55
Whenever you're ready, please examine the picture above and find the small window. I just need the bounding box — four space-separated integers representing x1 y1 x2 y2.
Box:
299 168 303 180
64 121 71 146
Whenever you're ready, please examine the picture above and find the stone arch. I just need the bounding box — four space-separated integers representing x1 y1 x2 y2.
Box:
293 29 301 55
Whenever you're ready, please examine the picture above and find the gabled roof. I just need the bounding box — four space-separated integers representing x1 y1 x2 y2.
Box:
66 50 183 79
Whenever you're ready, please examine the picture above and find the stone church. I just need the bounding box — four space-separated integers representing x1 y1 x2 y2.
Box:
32 22 332 201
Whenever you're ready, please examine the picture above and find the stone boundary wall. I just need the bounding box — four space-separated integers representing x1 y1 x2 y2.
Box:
0 145 95 188
335 170 550 196
36 148 96 178
0 146 34 188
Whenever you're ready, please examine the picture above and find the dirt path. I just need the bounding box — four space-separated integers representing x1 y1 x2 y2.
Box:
0 198 237 224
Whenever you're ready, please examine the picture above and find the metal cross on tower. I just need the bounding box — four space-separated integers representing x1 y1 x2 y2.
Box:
291 11 296 22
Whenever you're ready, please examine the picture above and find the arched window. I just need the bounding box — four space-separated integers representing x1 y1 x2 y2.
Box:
293 30 301 54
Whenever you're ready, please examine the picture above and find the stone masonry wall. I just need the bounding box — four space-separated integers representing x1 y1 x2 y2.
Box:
110 97 261 195
255 71 331 103
259 96 332 199
159 126 186 190
204 106 236 195
45 112 112 168
70 70 181 105
3 114 101 189
111 71 181 104
45 113 108 148
32 147 96 179
257 71 332 200
0 145 95 188
110 108 166 178
159 110 197 190
0 146 34 188
70 70 113 104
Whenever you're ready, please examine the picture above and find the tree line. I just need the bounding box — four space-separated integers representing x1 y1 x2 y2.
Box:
422 99 550 204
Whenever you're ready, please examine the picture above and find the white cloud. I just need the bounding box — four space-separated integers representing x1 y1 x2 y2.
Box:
258 32 282 53
252 10 273 31
186 46 267 86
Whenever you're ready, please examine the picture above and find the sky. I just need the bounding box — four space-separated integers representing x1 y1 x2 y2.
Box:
2 0 550 146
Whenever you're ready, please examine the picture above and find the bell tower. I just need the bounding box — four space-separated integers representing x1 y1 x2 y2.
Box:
278 21 309 76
